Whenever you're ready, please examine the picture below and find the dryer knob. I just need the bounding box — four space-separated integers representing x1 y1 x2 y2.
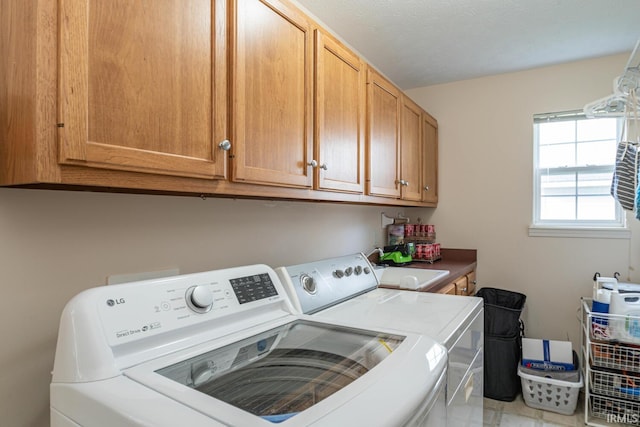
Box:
354 265 363 275
334 269 345 278
300 274 317 294
187 285 214 313
344 267 354 276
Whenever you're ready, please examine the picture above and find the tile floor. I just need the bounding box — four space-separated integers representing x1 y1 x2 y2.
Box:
483 395 585 426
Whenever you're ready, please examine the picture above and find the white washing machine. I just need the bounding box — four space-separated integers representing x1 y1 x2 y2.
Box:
276 253 484 427
51 264 447 426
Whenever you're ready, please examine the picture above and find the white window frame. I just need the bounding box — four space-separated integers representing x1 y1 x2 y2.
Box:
529 110 630 239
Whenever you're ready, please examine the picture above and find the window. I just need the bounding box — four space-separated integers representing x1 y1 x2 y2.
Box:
532 110 627 235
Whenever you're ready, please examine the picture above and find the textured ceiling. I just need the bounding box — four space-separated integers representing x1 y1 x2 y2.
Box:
295 0 640 89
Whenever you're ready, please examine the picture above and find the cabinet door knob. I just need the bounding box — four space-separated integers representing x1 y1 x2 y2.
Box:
397 179 408 186
423 185 430 191
307 160 318 168
319 163 328 170
218 140 231 151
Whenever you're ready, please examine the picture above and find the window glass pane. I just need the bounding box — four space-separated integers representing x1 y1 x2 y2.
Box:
577 140 616 166
540 196 575 220
541 172 576 196
539 143 575 168
533 112 622 228
539 121 575 145
577 118 617 142
577 196 618 220
577 171 613 195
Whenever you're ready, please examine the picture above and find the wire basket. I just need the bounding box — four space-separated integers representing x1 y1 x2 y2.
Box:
591 341 640 374
591 368 640 401
583 297 640 345
590 393 640 425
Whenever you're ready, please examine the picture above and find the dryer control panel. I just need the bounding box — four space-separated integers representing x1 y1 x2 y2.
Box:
277 253 378 314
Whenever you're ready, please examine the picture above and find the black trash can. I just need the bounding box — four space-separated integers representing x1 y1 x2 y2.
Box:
476 287 526 401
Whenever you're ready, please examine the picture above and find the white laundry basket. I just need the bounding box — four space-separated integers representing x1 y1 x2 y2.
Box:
518 365 583 415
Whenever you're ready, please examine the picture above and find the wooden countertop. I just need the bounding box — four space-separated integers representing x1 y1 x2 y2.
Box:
377 248 477 293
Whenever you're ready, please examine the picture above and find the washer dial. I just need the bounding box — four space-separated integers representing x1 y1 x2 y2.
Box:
186 285 214 313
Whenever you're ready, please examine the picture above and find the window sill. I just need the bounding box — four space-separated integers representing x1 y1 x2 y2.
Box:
528 226 631 239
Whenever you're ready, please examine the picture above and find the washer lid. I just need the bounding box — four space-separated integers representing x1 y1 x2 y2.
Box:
125 317 446 426
156 320 402 422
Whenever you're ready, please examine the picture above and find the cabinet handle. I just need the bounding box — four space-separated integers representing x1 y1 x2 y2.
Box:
218 140 231 151
307 160 327 170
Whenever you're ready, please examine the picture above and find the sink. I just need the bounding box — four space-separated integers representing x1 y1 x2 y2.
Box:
376 267 450 290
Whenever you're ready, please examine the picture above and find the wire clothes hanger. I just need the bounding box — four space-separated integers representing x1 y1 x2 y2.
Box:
584 39 640 118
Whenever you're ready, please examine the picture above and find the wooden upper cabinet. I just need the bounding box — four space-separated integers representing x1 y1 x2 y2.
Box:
230 0 313 188
314 30 365 194
399 96 422 201
422 112 439 204
366 69 401 198
58 0 228 179
2 0 438 205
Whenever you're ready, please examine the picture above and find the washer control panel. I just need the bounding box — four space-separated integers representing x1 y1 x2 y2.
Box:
279 253 378 314
96 265 284 346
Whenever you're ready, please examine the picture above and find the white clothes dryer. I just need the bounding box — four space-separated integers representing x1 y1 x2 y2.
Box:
276 253 484 427
51 264 447 427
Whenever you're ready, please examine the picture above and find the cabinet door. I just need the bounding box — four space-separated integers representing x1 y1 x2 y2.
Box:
399 96 422 201
366 69 400 198
59 0 227 179
439 283 457 295
314 30 365 193
454 276 469 296
422 112 439 204
231 0 313 188
466 271 477 295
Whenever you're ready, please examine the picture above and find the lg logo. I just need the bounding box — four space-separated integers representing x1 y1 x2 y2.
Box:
106 298 126 307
